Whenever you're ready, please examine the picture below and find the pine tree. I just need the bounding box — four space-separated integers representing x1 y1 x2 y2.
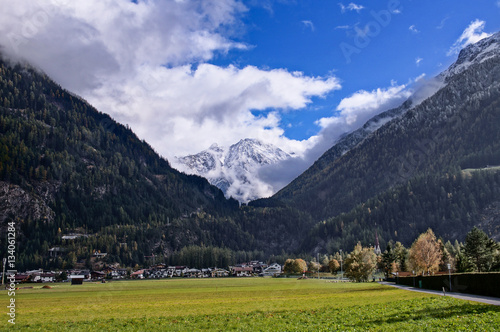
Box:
463 227 497 272
380 244 396 278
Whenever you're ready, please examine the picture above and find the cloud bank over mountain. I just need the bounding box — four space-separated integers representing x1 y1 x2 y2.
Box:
0 0 340 160
0 1 496 200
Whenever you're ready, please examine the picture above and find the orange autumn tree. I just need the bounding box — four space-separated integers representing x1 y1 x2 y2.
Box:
409 228 443 274
283 258 308 274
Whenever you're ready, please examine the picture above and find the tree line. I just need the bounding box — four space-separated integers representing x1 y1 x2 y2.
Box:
284 227 500 282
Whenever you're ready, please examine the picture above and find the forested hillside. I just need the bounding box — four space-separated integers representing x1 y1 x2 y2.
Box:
274 35 500 223
1 32 500 270
0 57 307 270
303 169 500 253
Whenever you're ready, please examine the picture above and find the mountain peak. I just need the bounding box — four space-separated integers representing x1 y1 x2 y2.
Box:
442 31 500 81
176 139 292 202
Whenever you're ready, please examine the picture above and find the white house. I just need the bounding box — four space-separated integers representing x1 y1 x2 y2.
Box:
261 263 282 277
33 272 55 283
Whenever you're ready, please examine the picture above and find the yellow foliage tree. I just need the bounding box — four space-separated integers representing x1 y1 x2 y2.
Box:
283 258 308 274
409 228 442 274
344 242 377 282
329 259 340 274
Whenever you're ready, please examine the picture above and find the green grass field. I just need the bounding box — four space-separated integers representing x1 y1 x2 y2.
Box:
2 278 500 331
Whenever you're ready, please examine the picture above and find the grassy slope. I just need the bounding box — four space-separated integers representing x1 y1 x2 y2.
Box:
3 278 499 331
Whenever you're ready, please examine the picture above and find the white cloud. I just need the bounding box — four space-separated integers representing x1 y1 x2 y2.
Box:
320 84 412 127
414 73 426 82
409 25 420 34
301 20 315 31
339 2 364 13
447 19 492 56
0 0 341 161
259 83 413 193
415 57 423 66
436 16 449 30
260 74 447 194
92 64 340 157
497 1 500 8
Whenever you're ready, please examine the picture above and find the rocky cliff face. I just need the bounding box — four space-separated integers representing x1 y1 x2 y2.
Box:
0 181 56 224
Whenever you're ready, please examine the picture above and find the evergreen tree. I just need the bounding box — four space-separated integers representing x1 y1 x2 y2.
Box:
455 246 474 273
393 242 408 272
380 244 396 278
463 227 497 272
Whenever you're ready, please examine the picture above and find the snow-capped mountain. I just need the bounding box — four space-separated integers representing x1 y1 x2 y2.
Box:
176 139 292 202
293 32 500 183
275 30 500 221
441 31 500 81
225 138 291 171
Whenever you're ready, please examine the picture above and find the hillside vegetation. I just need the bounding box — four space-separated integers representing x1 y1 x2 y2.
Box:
2 33 500 269
275 55 500 222
0 58 299 269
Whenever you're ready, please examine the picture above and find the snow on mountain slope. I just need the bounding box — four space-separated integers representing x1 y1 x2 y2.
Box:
175 139 292 202
441 31 500 81
274 30 500 219
178 32 500 204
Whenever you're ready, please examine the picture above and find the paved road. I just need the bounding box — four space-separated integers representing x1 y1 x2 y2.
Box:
379 282 500 306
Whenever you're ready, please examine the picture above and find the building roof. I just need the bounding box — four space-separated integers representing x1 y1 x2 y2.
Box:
232 266 253 272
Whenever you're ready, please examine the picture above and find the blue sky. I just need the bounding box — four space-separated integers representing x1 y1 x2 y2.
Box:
213 0 500 140
0 0 498 193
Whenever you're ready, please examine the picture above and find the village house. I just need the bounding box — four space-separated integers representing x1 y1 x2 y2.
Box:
91 271 106 281
68 269 91 282
166 266 189 277
93 250 108 259
230 266 254 277
22 269 58 282
246 261 268 274
211 268 230 278
131 269 145 279
33 272 56 283
14 273 30 283
261 263 282 277
110 268 128 279
184 268 201 278
48 247 65 258
146 268 163 279
201 268 213 278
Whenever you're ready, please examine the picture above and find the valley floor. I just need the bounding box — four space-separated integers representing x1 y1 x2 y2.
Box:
2 278 500 331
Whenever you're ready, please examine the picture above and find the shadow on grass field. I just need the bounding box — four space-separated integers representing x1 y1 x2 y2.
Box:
2 278 499 331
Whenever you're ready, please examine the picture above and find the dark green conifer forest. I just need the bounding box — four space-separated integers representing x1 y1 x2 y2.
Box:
0 50 499 270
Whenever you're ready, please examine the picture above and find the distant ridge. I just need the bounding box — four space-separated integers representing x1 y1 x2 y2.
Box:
274 31 500 221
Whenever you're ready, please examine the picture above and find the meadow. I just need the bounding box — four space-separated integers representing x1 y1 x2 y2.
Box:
2 278 500 331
